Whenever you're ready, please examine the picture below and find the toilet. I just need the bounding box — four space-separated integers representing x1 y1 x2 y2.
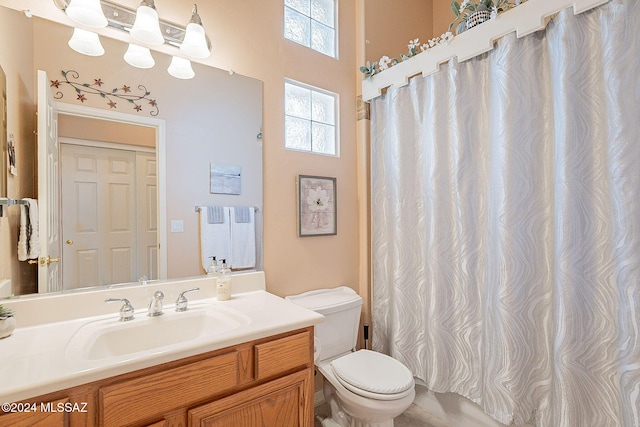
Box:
286 287 415 427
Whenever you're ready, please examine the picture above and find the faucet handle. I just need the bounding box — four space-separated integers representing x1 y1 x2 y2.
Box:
175 287 200 312
148 291 165 317
105 298 135 321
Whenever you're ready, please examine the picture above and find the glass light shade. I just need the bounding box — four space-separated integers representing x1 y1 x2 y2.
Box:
68 28 105 56
167 56 195 79
124 44 155 68
130 5 164 45
180 22 210 59
65 0 108 28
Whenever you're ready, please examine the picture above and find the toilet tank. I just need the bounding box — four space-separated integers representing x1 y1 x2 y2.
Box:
286 286 362 362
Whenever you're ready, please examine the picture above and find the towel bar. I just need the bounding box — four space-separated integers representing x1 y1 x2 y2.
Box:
195 205 260 213
0 197 29 216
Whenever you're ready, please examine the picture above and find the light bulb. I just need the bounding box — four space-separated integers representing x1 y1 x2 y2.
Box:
130 1 164 45
180 5 210 59
167 56 195 79
124 44 155 69
65 0 108 28
181 22 210 59
68 28 105 56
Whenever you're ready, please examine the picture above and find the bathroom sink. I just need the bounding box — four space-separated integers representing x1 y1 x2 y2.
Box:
66 304 251 361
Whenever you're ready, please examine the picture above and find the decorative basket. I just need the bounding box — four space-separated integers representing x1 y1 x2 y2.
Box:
466 10 491 29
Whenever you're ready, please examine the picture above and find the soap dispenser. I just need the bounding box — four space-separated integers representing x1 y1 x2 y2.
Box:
216 259 232 301
206 256 219 276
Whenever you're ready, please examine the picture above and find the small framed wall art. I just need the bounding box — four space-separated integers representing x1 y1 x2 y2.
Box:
297 175 337 237
210 163 241 195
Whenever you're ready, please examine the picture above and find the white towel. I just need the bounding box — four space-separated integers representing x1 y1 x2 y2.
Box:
17 205 29 261
25 198 41 259
199 206 231 273
230 206 256 269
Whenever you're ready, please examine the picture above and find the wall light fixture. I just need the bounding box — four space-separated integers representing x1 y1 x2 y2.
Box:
54 0 211 78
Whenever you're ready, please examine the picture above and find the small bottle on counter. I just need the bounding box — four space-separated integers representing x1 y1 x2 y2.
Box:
216 259 232 301
207 256 219 276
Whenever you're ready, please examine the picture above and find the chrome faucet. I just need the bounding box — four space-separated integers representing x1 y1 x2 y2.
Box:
147 291 164 316
175 287 200 312
105 298 135 321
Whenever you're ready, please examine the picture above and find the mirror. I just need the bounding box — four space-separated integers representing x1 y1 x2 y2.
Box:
0 5 263 298
0 64 6 201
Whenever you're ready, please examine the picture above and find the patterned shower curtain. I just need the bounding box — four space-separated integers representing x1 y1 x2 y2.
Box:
370 1 639 425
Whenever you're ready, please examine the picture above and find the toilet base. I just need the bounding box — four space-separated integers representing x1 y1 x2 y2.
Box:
319 363 414 427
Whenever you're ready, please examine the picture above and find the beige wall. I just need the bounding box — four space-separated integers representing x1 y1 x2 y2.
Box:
364 0 434 66
59 116 156 148
433 0 454 37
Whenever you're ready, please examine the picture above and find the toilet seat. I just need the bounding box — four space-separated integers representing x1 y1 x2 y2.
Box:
330 350 414 401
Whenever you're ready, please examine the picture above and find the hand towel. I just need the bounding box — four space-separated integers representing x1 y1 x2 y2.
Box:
207 206 226 224
17 205 29 261
230 206 256 269
199 206 231 273
24 198 41 259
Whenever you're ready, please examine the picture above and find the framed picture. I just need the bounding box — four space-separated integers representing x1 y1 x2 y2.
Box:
297 175 337 237
210 163 241 195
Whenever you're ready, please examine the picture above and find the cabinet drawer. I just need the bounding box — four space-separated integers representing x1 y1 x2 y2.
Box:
254 331 311 381
100 351 238 426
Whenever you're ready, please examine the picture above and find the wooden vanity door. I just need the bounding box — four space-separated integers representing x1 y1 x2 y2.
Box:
188 370 312 427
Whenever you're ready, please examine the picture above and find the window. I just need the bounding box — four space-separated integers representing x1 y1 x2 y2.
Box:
285 80 338 156
284 0 336 58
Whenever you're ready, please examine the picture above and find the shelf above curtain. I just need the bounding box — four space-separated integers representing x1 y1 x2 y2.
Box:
361 0 609 101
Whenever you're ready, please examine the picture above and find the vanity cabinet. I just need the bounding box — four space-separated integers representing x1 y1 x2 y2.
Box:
1 327 314 427
0 398 70 426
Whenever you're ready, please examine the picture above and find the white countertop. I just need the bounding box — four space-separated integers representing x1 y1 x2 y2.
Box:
0 273 323 403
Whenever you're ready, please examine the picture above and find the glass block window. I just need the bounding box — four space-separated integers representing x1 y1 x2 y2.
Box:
285 80 338 156
284 0 336 58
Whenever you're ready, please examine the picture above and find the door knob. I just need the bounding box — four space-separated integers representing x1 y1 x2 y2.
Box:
66 239 73 245
29 256 61 267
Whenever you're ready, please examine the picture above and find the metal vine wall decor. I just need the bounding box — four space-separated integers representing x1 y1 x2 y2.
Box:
50 70 159 116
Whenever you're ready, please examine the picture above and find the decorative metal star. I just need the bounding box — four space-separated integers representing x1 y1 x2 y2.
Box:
134 104 142 112
107 100 117 109
121 85 131 93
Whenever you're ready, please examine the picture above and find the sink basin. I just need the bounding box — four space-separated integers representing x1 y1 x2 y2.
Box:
66 304 251 361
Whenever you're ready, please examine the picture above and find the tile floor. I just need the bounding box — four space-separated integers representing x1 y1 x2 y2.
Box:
314 401 452 427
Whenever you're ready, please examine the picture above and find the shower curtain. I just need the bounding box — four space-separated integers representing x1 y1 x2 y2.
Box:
370 1 639 425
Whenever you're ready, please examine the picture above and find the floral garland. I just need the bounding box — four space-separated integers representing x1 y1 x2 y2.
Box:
360 0 526 78
360 33 453 78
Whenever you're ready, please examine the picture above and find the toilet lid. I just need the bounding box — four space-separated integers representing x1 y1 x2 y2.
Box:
330 350 414 399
